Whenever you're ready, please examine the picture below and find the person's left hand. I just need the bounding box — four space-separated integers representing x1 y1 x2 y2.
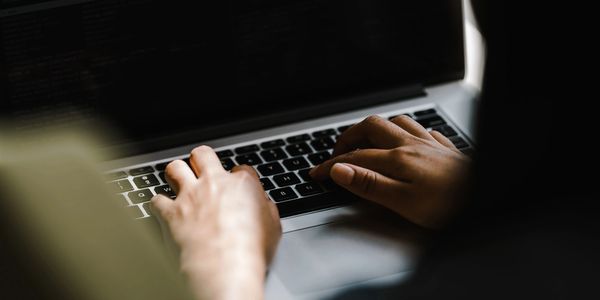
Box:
151 146 281 300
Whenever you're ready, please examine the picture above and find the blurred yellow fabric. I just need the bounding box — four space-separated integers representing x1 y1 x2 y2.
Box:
0 129 194 300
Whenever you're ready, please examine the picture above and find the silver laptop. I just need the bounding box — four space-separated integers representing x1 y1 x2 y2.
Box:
0 0 479 298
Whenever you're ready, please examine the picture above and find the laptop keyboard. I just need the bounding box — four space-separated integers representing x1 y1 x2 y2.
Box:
106 107 474 220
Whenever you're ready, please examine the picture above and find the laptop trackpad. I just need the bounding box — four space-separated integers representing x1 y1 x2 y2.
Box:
272 216 424 294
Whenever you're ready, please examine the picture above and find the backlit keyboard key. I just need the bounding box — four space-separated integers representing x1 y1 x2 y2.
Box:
413 108 437 117
286 134 311 144
257 162 286 176
105 171 127 181
129 166 154 176
260 178 276 191
286 143 312 156
221 158 236 171
260 148 288 162
312 129 336 138
128 189 153 204
234 144 260 155
133 174 160 189
310 137 335 151
282 157 310 171
154 185 176 198
235 153 263 166
269 187 298 202
307 152 331 165
295 182 324 196
260 139 285 149
108 179 134 193
216 150 234 158
273 172 301 187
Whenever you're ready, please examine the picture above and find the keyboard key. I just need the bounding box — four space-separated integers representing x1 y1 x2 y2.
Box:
432 125 458 137
128 189 153 204
260 139 285 149
155 162 169 171
283 157 310 171
260 148 288 162
108 179 134 193
142 202 152 217
297 169 313 182
115 194 129 206
235 153 263 166
216 150 234 158
273 172 301 187
221 158 236 171
158 172 166 183
312 128 336 138
295 182 324 196
126 205 145 219
416 115 446 128
260 178 276 191
257 162 286 176
234 144 260 155
413 108 437 117
310 137 335 151
286 134 311 144
269 187 298 202
286 142 313 156
308 152 331 165
133 174 161 189
105 171 127 181
154 185 176 198
338 125 353 133
129 166 154 176
450 136 469 149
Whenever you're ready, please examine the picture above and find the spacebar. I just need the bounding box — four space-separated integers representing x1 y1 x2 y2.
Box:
276 191 356 218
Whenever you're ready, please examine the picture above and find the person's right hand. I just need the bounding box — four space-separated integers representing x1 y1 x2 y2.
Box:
310 115 471 229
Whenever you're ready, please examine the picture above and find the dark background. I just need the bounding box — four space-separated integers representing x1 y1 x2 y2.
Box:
1 0 463 154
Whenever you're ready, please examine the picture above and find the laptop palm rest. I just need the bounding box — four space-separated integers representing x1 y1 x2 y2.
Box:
272 205 426 294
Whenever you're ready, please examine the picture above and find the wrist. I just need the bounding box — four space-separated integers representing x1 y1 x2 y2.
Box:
181 243 267 300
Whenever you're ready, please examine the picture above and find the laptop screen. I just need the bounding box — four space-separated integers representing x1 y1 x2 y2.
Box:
0 0 464 153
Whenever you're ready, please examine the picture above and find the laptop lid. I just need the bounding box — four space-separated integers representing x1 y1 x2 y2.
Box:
0 0 464 156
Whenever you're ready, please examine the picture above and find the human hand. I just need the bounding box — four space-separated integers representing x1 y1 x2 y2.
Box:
151 146 281 300
310 115 471 229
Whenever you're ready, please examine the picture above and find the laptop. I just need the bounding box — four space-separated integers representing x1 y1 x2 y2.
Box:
0 0 477 298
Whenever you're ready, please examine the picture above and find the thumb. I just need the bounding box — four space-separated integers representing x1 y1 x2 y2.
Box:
329 163 406 204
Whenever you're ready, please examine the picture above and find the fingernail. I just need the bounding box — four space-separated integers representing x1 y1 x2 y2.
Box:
330 163 354 186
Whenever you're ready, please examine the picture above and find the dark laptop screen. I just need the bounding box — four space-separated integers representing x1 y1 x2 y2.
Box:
0 0 464 153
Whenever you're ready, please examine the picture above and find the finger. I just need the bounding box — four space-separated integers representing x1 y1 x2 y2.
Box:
333 115 411 156
390 115 436 141
310 148 401 180
189 145 226 177
165 159 196 194
429 130 458 150
329 163 410 206
151 193 174 221
231 164 259 179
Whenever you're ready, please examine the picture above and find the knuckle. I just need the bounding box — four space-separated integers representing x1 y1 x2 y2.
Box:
354 170 378 194
166 160 185 173
191 145 212 157
364 115 383 125
390 147 409 164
